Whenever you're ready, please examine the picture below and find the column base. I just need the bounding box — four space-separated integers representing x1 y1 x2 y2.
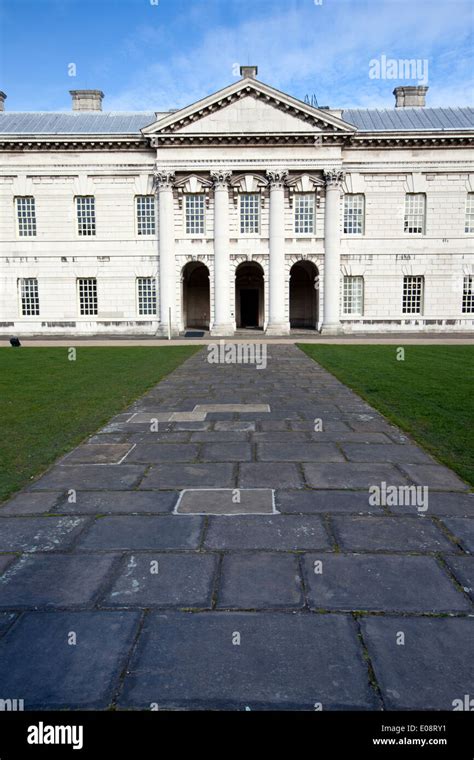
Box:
210 324 235 337
265 322 291 336
156 324 180 338
320 322 343 336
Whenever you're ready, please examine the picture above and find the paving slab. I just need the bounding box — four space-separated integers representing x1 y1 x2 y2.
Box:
214 421 256 432
77 515 203 551
398 464 469 491
141 463 235 489
61 444 134 464
205 515 332 551
340 443 434 464
331 516 455 552
127 443 199 463
257 442 345 463
0 517 88 552
303 463 410 489
0 491 63 515
102 553 218 608
276 490 384 514
0 613 16 636
176 488 274 515
200 443 252 462
302 554 470 612
29 464 147 491
360 617 474 710
0 553 120 609
0 555 17 575
385 491 474 516
217 553 304 609
442 556 474 600
439 518 474 552
54 490 177 514
0 611 141 709
119 611 377 709
239 463 304 489
194 404 270 413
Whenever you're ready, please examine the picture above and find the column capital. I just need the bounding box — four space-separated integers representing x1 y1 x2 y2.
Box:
210 169 233 189
266 169 289 189
153 170 176 191
323 169 345 189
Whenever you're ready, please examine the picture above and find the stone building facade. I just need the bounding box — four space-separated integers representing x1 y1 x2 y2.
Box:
0 68 473 336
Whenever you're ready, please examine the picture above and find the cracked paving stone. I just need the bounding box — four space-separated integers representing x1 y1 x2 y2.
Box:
141 463 235 489
331 516 455 552
398 464 469 491
29 465 147 491
77 515 203 551
0 553 120 609
442 556 474 600
61 444 134 464
102 553 218 608
217 553 304 609
302 554 470 612
340 443 434 465
0 492 63 515
0 517 88 552
239 463 303 489
0 611 141 709
55 490 177 514
127 443 200 463
118 611 377 710
360 617 474 710
276 490 384 514
204 515 331 550
302 463 410 489
439 518 474 552
257 442 345 463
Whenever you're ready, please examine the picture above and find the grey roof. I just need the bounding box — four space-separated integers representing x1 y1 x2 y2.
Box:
341 107 474 131
0 107 472 136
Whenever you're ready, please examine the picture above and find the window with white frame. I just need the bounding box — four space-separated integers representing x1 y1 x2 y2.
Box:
343 194 365 235
462 275 474 313
137 277 157 315
76 196 96 236
294 194 315 234
465 194 474 234
240 193 260 234
136 195 156 236
185 194 205 235
404 193 426 234
16 197 37 237
343 276 364 315
402 275 424 314
78 278 98 316
19 278 39 316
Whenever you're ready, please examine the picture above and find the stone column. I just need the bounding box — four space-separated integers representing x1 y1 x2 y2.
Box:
266 169 289 335
154 170 178 337
210 170 233 336
322 169 344 334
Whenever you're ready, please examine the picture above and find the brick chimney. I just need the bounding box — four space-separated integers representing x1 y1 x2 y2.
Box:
0 92 6 112
240 65 258 79
393 86 428 108
70 89 104 111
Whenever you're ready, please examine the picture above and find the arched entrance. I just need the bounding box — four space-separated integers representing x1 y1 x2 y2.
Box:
182 262 210 329
235 262 264 329
289 260 319 329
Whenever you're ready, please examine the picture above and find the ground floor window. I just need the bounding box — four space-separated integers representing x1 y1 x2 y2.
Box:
343 275 364 315
137 277 157 315
78 278 98 316
462 275 474 313
402 275 424 314
19 277 40 316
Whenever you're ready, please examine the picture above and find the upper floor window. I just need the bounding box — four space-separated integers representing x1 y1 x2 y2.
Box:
137 277 157 315
76 196 96 236
78 278 98 316
185 194 205 235
465 194 474 234
19 277 39 316
402 275 424 314
16 196 37 237
343 275 364 315
240 193 260 235
462 275 474 313
136 195 156 236
294 194 315 235
404 193 425 234
343 194 365 235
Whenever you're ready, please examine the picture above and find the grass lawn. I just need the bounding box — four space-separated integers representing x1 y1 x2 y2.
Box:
0 346 201 502
299 344 474 488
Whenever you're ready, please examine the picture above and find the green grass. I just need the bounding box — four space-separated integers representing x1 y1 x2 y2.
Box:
298 344 474 488
0 346 201 502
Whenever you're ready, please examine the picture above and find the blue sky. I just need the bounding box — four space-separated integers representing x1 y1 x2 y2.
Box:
0 0 473 112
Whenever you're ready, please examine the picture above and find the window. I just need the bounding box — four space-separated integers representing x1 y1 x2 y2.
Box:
343 194 365 235
465 194 474 234
78 278 98 316
240 193 260 234
137 277 157 315
76 196 96 236
404 194 425 234
16 197 37 237
136 195 156 236
294 194 315 234
462 275 474 313
343 276 364 315
402 276 424 314
19 278 39 316
185 194 205 235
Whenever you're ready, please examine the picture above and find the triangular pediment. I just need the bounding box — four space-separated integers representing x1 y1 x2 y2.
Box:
142 78 356 137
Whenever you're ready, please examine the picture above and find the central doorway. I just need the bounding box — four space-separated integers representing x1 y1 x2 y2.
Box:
289 260 319 329
235 262 264 329
182 261 210 329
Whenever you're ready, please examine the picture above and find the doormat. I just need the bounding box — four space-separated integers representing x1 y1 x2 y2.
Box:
184 331 205 338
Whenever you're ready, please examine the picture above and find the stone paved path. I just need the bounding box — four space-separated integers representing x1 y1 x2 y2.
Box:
0 345 472 710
